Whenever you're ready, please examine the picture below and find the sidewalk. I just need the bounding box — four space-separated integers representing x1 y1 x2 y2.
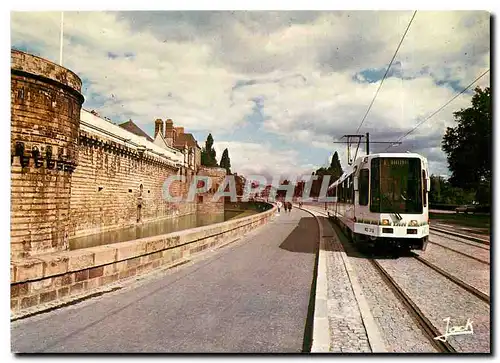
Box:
301 205 386 353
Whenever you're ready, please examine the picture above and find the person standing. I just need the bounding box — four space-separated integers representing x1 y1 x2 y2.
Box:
288 202 293 213
277 200 282 213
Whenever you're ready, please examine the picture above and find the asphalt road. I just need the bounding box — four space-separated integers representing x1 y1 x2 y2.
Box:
11 208 319 353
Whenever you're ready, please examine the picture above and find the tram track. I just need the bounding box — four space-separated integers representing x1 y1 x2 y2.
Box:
369 259 455 353
410 253 490 304
427 239 489 265
368 250 489 353
306 204 489 353
315 207 453 352
430 227 489 246
430 230 490 251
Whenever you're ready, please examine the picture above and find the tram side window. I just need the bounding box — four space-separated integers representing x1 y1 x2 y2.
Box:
359 169 369 206
348 176 353 203
343 180 347 202
370 159 380 212
422 170 427 207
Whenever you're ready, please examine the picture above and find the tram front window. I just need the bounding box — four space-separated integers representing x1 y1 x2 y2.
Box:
370 158 423 214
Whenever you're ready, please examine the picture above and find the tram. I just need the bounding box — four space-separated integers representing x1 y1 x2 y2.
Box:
326 153 430 251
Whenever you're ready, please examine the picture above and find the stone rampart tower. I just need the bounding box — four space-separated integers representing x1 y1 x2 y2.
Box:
11 49 84 259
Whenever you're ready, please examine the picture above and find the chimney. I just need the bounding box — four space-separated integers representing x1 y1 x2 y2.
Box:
165 119 174 146
154 118 164 138
175 127 185 135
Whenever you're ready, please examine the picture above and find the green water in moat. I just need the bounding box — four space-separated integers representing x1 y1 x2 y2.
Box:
69 210 254 251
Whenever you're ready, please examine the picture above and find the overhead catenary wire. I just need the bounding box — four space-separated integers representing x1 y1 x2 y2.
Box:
355 10 417 133
384 68 490 151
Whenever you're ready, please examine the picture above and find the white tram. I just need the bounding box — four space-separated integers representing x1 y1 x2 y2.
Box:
326 153 430 251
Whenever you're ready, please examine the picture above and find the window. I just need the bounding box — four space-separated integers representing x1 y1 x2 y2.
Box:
422 170 427 207
348 175 353 203
370 158 422 214
370 159 380 212
346 177 350 203
359 169 369 206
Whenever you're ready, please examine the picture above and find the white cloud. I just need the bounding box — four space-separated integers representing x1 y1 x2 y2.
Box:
10 10 490 178
213 141 314 180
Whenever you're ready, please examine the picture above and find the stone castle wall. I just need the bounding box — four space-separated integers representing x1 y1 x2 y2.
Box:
10 49 222 259
11 50 84 259
69 128 196 239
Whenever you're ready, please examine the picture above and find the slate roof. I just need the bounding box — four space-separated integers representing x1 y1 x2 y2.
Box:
174 132 198 149
118 120 154 142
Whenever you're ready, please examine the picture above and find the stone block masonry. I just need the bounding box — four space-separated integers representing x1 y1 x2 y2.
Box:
11 49 224 259
70 128 196 238
196 166 227 215
11 49 84 259
11 204 276 316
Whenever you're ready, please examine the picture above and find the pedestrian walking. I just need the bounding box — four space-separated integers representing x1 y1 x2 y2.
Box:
277 200 282 213
288 202 293 213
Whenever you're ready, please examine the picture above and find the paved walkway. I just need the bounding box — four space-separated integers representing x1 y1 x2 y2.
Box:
302 206 383 353
11 208 318 353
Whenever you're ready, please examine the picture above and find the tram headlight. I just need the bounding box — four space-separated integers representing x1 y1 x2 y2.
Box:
409 220 418 226
382 219 390 225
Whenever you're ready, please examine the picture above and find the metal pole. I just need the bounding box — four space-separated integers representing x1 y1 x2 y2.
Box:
347 137 351 165
59 12 64 66
366 132 370 155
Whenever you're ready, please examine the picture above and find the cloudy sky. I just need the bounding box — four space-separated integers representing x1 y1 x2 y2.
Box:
10 10 490 180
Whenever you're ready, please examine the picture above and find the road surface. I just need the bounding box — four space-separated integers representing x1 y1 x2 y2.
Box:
11 208 319 353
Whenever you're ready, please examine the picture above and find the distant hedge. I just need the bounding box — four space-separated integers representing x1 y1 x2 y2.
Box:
430 204 460 211
430 204 491 213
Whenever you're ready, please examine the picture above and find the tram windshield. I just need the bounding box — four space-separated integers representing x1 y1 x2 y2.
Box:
370 157 423 214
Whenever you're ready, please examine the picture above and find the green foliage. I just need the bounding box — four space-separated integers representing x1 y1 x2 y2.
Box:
201 133 218 167
310 151 344 197
442 86 491 202
219 148 231 175
429 174 476 205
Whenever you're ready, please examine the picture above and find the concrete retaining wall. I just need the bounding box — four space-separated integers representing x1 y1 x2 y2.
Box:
11 203 276 315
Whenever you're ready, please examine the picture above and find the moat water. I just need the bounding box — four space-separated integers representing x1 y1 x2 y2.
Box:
69 210 256 250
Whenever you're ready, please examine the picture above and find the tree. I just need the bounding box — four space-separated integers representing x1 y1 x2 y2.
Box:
219 148 231 175
310 151 344 197
234 174 246 196
328 151 344 181
429 174 475 206
442 86 491 203
429 175 442 204
201 133 218 167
